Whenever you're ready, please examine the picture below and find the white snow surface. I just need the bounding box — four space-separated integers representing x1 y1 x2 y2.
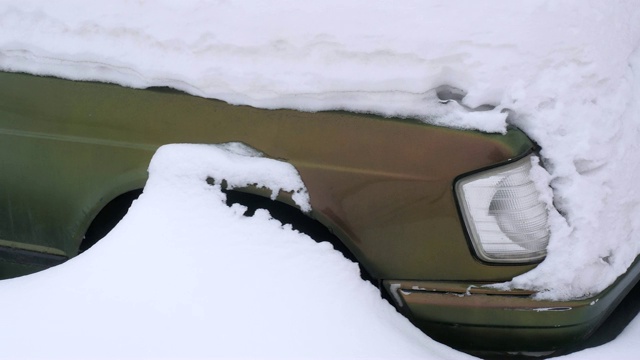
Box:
0 144 471 359
2 0 640 357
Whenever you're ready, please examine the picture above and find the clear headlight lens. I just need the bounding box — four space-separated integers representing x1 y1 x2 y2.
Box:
455 155 549 263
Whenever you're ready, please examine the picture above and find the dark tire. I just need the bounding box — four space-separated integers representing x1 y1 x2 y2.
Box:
223 189 376 284
79 189 142 253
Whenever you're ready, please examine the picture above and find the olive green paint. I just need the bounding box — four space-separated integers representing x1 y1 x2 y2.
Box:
8 71 635 354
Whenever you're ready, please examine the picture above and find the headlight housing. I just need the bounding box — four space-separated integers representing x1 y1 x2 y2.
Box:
455 155 549 263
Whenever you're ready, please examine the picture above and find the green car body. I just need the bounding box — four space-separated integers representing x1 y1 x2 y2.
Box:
0 71 638 355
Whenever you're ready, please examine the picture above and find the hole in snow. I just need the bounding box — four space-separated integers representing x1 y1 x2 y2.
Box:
435 85 466 102
435 85 496 111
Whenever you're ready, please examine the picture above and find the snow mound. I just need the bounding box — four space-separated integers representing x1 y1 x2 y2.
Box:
0 144 472 359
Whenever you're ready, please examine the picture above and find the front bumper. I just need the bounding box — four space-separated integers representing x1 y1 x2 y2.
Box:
383 256 640 353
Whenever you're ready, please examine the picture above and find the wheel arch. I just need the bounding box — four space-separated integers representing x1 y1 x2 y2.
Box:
71 170 147 255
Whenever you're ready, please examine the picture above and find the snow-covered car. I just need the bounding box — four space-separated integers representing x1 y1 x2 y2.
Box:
0 70 638 356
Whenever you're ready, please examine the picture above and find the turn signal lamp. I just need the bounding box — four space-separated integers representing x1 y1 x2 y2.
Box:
456 156 549 263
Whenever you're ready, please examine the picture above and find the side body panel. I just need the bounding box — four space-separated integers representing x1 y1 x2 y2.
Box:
0 71 535 280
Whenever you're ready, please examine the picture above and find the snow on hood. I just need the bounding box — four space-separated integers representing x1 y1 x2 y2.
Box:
1 0 640 300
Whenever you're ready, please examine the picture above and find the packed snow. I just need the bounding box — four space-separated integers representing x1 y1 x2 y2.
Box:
1 0 640 358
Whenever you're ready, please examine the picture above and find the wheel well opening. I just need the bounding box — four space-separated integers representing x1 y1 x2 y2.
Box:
79 189 143 253
79 187 376 285
223 188 376 284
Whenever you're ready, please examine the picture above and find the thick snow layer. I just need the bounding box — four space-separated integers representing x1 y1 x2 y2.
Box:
2 0 640 352
3 1 639 299
501 44 640 299
0 144 471 359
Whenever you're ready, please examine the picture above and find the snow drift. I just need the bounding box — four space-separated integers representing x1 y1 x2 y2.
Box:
0 144 471 359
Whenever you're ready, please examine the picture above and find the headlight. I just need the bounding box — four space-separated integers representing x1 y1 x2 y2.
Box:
455 155 549 263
